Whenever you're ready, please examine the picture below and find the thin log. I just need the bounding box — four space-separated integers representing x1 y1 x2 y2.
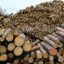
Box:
56 27 64 32
24 54 30 62
0 36 4 42
33 62 37 64
58 42 63 48
8 53 14 59
38 43 48 59
38 61 44 64
52 33 64 42
31 51 35 59
58 56 64 63
56 31 64 37
28 57 34 63
36 50 43 59
31 45 40 51
32 39 40 47
3 29 11 38
47 35 60 44
13 29 21 36
61 23 64 28
43 37 58 48
41 41 57 56
49 56 54 64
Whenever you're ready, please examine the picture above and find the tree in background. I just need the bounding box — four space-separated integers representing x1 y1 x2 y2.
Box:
0 6 7 14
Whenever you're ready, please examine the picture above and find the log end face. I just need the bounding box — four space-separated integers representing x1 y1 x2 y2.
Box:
49 48 57 56
43 53 49 59
23 42 32 52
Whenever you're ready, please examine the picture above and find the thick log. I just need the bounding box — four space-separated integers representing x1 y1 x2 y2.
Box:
14 36 25 46
23 62 29 64
0 45 7 54
0 54 8 61
6 32 13 42
14 47 23 56
7 43 15 51
23 40 32 52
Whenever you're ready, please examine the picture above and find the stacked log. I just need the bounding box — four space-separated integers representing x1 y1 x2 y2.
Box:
0 28 41 63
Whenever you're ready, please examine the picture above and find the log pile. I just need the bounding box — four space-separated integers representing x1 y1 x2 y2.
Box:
0 25 64 64
0 0 64 64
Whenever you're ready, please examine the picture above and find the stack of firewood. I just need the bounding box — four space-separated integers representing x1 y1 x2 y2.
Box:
0 24 64 64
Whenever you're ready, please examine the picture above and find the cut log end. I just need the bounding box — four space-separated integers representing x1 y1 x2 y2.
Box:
23 41 32 52
0 54 8 61
38 61 43 64
6 32 13 42
7 43 15 51
43 53 49 59
14 47 23 56
0 37 4 42
14 59 19 64
0 28 5 36
58 56 64 63
36 50 42 59
14 36 25 46
0 46 7 54
8 53 14 59
13 30 21 36
28 57 34 63
58 43 63 48
49 48 57 56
